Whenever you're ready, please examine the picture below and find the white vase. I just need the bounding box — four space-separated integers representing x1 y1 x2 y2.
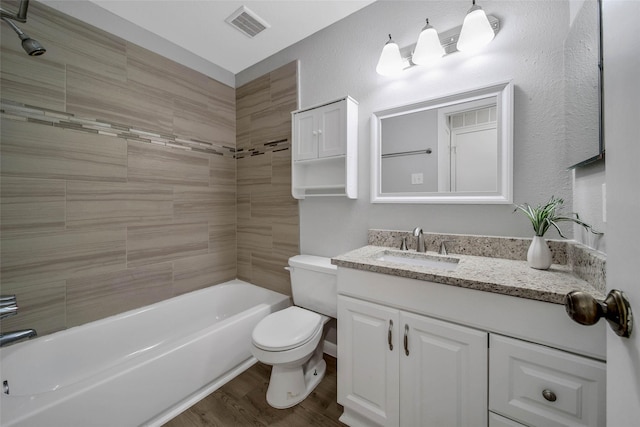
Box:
527 236 552 270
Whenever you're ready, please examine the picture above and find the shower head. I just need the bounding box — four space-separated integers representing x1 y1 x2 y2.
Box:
1 17 46 56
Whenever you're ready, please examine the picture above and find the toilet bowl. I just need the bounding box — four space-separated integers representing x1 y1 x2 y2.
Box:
250 255 337 409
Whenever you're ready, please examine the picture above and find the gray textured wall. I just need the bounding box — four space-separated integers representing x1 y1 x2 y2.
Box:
238 1 582 257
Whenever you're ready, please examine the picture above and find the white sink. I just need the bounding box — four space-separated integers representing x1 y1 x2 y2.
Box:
375 252 459 271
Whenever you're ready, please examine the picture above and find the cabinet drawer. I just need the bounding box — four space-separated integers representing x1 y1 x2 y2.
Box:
489 412 527 427
489 335 605 427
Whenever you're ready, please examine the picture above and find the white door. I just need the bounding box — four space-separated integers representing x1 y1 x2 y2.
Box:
338 296 400 427
451 124 498 192
602 0 640 424
400 312 488 427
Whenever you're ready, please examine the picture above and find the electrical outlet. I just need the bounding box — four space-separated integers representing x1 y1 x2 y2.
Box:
411 173 424 185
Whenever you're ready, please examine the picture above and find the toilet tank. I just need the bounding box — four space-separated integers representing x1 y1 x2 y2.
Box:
288 255 337 318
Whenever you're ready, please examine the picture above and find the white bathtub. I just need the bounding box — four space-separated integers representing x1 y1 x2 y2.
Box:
0 280 290 427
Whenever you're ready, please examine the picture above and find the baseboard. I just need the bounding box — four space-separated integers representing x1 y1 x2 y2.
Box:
324 340 337 358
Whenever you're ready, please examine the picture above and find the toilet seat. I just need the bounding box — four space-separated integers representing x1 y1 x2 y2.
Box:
252 306 323 351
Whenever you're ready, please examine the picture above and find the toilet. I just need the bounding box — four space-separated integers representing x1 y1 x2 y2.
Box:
251 254 337 409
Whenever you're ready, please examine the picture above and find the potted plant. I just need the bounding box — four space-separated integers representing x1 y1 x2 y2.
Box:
514 196 602 269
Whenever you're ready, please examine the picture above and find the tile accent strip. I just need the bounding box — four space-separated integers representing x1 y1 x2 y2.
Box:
1 99 241 158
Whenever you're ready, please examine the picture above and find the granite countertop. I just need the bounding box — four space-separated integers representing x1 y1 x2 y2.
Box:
332 245 606 305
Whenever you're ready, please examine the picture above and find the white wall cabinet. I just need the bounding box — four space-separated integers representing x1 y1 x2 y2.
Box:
291 96 358 199
336 267 606 427
338 295 488 427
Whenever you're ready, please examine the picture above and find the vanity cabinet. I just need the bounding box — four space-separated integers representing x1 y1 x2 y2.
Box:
338 295 488 427
291 96 358 199
336 267 606 427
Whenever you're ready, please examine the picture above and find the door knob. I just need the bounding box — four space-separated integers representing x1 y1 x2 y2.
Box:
564 289 633 338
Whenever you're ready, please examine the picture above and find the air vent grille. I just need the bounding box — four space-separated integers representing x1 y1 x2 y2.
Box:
225 6 269 38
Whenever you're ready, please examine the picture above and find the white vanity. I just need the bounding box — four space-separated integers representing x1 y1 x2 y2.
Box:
333 244 606 427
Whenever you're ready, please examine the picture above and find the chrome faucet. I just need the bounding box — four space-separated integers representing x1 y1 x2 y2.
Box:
413 227 426 252
0 295 37 347
1 329 37 347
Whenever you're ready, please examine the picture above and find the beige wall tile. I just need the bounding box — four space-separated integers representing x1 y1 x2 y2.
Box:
0 280 66 335
210 154 236 188
66 263 173 327
173 252 236 296
251 252 292 296
236 74 270 119
236 247 252 283
270 61 299 107
237 152 272 187
238 221 272 252
127 222 209 267
174 186 235 224
252 189 299 225
209 223 237 254
250 103 294 148
1 119 127 181
1 229 126 287
173 97 234 145
0 177 66 236
237 193 251 220
0 42 66 111
236 114 252 153
66 181 173 229
23 1 127 82
127 141 210 187
67 66 174 134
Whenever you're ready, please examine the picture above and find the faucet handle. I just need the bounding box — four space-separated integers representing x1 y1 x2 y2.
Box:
439 240 453 255
399 237 408 250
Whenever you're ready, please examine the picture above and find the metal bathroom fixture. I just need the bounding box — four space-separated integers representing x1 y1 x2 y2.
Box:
1 0 46 56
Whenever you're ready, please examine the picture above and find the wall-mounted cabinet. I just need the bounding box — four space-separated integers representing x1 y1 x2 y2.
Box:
291 96 358 199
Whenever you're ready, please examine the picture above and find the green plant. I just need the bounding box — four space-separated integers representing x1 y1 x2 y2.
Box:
514 196 603 238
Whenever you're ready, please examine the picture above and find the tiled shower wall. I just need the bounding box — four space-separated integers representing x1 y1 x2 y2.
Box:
0 1 237 335
235 62 300 296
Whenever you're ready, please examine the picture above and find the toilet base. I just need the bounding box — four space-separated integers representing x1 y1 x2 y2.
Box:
266 355 327 409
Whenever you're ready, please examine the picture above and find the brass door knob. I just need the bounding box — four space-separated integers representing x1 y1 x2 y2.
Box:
564 289 633 338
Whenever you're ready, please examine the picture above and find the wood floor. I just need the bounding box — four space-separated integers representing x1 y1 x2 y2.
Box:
162 355 347 427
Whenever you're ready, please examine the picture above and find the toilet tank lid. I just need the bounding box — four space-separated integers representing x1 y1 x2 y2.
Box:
288 255 337 274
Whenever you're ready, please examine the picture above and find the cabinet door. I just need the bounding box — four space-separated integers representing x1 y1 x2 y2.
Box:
400 312 488 427
293 109 318 160
318 102 346 158
338 296 400 427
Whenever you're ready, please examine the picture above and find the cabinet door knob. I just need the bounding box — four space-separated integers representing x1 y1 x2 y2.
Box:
312 130 318 136
564 289 633 338
317 129 323 135
542 389 557 402
388 319 393 351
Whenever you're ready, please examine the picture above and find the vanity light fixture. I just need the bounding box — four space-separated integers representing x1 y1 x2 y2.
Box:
376 34 405 76
376 2 500 76
457 0 495 52
411 19 445 65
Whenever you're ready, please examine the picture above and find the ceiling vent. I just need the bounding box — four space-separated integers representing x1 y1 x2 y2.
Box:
225 6 270 38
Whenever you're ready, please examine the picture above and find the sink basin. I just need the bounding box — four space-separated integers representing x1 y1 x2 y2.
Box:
375 251 459 271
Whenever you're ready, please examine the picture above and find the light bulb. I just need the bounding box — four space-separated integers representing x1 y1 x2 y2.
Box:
376 34 404 76
412 19 445 65
457 1 495 52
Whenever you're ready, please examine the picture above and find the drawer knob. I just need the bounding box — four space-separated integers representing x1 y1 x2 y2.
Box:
564 289 633 338
542 389 557 402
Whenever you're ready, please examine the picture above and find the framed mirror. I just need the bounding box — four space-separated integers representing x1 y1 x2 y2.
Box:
371 81 513 204
565 0 603 168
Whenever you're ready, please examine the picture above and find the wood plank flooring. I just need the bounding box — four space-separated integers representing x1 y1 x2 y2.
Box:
163 355 346 427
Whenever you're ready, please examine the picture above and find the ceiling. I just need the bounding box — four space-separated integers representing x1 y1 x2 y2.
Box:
41 0 374 76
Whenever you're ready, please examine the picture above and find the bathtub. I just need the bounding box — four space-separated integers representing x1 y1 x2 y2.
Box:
0 280 290 427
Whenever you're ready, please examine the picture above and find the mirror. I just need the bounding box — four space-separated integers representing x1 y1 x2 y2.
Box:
565 0 603 168
371 81 513 204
